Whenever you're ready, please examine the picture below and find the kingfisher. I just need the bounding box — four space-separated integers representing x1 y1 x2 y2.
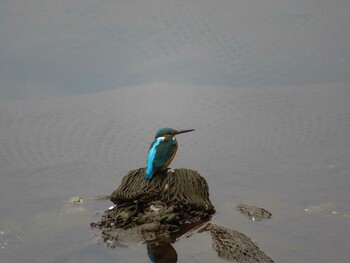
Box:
145 127 195 180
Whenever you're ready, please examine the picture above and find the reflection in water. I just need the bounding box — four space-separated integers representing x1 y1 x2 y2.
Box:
147 243 177 263
97 220 274 263
200 223 274 263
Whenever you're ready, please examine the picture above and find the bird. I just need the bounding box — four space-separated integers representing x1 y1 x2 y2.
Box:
145 127 195 180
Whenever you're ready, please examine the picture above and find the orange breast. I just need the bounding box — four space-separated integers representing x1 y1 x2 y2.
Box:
162 137 178 170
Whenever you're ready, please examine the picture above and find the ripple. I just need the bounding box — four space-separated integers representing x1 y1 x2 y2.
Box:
0 83 349 185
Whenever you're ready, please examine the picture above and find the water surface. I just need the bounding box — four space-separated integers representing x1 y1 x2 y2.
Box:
1 0 349 262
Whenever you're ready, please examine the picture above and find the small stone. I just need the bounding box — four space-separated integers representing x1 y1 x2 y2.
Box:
150 205 161 212
236 204 272 221
69 196 84 204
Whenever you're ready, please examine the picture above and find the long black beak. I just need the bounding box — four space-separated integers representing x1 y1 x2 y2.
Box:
175 129 195 135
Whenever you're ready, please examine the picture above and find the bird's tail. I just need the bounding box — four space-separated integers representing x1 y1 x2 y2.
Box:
145 168 154 180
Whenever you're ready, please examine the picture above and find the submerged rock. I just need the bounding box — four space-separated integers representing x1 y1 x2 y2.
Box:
236 204 272 221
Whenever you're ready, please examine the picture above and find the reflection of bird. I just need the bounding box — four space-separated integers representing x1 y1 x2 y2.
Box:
147 243 178 263
145 128 195 180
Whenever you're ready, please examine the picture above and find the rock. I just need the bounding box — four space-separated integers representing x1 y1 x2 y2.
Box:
236 204 272 221
91 168 215 243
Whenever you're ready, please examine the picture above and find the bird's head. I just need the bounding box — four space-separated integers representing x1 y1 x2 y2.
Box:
154 128 195 139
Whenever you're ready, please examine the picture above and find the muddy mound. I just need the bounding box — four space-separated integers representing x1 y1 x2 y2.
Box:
91 168 215 243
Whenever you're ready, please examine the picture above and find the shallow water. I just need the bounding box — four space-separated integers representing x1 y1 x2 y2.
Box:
1 0 350 262
1 83 349 262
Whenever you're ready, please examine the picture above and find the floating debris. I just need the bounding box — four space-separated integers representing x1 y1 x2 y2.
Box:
69 196 84 205
304 203 335 215
304 202 349 218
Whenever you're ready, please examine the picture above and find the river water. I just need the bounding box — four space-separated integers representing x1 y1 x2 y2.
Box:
1 1 349 262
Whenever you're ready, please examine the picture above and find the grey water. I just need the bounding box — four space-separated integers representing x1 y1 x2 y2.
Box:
1 1 350 262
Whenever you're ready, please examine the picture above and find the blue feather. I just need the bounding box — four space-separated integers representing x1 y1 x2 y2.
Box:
145 139 161 179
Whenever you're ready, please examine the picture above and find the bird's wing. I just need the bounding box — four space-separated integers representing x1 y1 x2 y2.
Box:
152 138 177 169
